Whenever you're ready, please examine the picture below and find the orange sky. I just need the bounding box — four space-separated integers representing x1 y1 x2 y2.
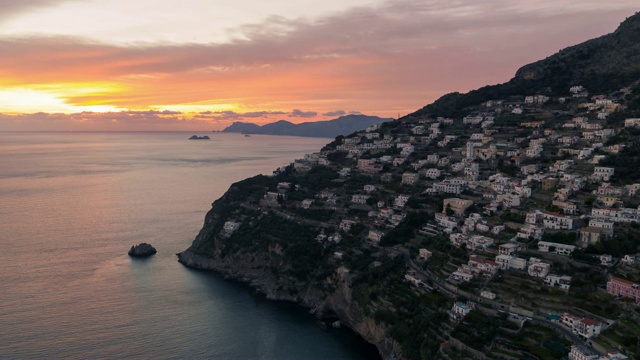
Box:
0 1 638 131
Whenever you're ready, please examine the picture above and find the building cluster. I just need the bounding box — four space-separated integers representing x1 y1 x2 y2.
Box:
233 84 640 359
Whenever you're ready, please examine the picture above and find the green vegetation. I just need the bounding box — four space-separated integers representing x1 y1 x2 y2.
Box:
380 212 423 246
352 256 449 359
220 213 334 283
451 311 498 352
541 231 577 245
601 134 640 184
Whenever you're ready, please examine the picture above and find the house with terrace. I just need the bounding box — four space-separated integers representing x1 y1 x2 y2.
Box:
538 241 576 256
528 258 551 278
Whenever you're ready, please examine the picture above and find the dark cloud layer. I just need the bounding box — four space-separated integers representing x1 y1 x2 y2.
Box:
322 110 346 117
289 109 318 118
0 109 333 131
0 0 77 23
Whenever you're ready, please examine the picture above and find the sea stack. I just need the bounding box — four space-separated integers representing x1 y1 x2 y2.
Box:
189 135 210 140
128 243 157 257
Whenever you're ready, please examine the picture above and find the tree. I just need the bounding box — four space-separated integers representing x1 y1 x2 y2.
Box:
445 204 454 216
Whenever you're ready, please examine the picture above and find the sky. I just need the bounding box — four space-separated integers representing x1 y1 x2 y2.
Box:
0 0 638 131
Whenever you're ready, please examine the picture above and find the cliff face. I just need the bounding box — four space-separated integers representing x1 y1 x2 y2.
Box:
178 203 402 360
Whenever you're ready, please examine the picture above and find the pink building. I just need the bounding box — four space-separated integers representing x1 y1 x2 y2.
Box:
607 277 640 304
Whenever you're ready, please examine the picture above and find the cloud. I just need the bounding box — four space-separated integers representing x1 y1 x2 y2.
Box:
322 110 346 117
289 109 318 118
0 110 208 131
0 108 317 131
244 111 287 118
0 0 637 125
192 110 287 121
0 0 77 23
1 1 634 82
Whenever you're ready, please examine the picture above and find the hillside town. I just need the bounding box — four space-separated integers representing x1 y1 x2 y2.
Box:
216 83 640 359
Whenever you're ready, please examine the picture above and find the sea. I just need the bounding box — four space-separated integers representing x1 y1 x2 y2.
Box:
0 132 380 360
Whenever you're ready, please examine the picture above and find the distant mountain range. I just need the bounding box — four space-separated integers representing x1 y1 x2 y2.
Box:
221 114 393 138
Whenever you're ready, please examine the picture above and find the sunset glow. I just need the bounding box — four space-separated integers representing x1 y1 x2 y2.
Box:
0 87 122 114
0 0 638 130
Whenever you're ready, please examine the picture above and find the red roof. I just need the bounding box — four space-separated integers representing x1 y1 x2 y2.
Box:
543 211 565 217
563 312 582 320
611 277 638 286
470 256 497 266
580 318 600 326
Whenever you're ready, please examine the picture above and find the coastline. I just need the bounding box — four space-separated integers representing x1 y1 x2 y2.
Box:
177 248 400 360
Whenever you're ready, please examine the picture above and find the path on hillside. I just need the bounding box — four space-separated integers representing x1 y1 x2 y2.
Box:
382 245 589 350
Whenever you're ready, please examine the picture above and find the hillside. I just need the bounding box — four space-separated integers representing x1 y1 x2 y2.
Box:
410 11 640 120
179 12 640 360
222 114 393 138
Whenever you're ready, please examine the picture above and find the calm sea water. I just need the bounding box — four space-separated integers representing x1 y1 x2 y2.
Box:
0 132 379 360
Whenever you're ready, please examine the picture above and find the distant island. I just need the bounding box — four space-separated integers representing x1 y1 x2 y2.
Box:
221 114 393 138
189 135 210 140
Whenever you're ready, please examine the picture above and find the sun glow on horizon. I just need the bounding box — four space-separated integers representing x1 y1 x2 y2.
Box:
151 103 245 114
0 84 124 114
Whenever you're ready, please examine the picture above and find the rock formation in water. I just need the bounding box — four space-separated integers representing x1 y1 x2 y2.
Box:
128 243 157 257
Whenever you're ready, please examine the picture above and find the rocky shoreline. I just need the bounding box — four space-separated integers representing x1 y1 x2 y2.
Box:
177 249 402 360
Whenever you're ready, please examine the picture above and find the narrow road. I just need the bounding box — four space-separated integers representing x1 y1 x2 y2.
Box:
382 245 592 350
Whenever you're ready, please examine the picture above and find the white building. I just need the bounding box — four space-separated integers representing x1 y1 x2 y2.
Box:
593 167 615 182
351 194 370 204
402 172 420 185
394 195 410 208
467 235 494 251
495 255 527 270
434 181 463 195
562 313 602 339
528 258 551 278
419 248 432 260
223 221 241 235
544 274 572 290
340 220 356 232
591 207 640 223
568 345 600 360
468 256 498 276
542 211 574 230
449 301 474 321
425 168 441 179
499 243 521 256
481 290 496 300
363 184 376 193
538 241 576 256
368 230 384 243
450 269 474 282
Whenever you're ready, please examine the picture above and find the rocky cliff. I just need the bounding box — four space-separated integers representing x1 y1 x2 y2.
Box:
178 198 402 360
